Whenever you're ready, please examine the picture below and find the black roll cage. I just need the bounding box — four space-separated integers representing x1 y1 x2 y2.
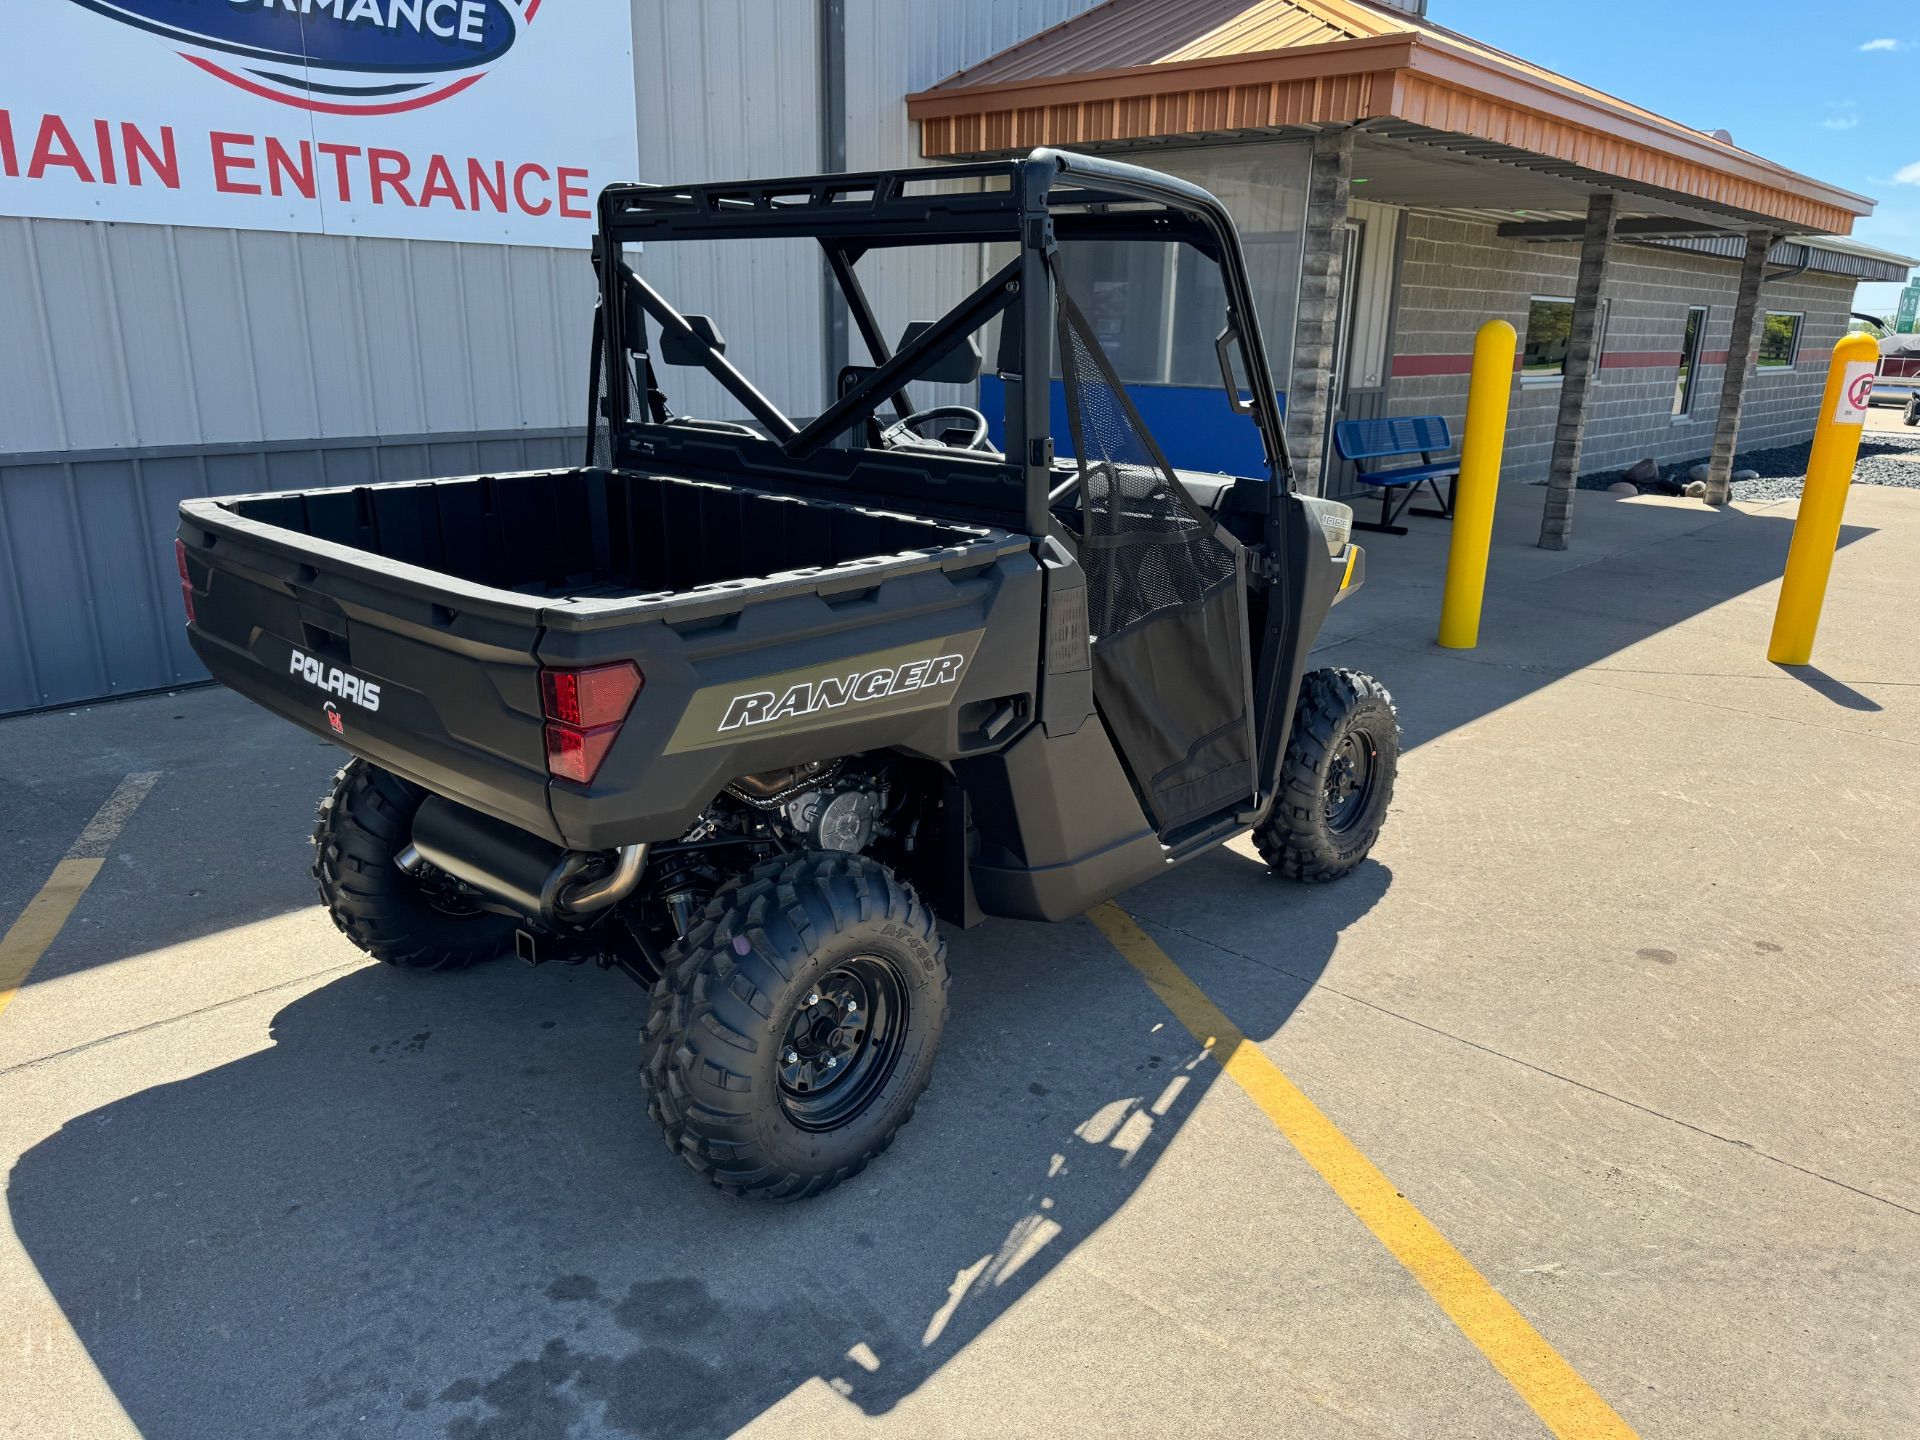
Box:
593 148 1296 536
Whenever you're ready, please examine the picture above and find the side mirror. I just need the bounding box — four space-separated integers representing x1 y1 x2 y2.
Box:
898 322 982 385
660 314 726 367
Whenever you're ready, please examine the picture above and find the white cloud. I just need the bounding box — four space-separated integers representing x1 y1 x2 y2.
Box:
1895 162 1920 185
1822 114 1860 130
1859 37 1904 51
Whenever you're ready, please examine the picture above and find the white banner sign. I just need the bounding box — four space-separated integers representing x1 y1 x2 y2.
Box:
0 0 637 246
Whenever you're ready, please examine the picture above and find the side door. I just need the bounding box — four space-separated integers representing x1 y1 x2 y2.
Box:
1047 257 1259 840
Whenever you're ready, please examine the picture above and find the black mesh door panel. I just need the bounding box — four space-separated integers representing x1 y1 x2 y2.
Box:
1052 268 1256 835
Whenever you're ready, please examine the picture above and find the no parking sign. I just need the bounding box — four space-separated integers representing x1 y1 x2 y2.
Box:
1833 362 1876 425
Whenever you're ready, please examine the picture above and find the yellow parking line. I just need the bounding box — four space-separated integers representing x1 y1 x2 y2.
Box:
1088 902 1637 1440
0 772 160 1022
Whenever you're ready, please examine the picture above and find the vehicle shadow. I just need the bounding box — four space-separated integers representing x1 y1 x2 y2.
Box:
7 852 1387 1440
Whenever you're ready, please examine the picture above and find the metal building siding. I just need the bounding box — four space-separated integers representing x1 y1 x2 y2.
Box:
839 0 1104 403
628 0 825 419
0 217 592 454
0 432 581 714
0 211 595 713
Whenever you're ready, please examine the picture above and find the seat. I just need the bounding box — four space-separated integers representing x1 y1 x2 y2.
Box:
1332 416 1459 535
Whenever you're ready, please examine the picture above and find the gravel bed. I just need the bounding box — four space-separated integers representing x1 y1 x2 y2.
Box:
1561 414 1920 504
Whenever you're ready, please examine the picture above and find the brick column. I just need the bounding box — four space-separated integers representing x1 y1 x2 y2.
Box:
1705 230 1774 505
1538 193 1617 551
1285 129 1354 496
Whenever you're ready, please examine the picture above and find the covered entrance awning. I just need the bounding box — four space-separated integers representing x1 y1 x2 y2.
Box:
905 0 1874 237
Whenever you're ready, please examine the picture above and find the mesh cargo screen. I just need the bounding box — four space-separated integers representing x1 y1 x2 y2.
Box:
1052 265 1256 834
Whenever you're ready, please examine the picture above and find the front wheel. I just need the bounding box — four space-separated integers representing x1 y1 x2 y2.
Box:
1904 396 1918 427
1255 668 1399 883
640 851 948 1200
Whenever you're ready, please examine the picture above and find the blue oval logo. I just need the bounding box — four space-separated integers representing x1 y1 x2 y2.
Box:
66 0 529 112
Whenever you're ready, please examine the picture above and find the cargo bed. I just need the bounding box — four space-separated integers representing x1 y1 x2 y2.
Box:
178 467 1036 848
211 466 994 603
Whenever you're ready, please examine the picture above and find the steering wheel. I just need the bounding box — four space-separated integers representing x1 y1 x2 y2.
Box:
879 406 991 453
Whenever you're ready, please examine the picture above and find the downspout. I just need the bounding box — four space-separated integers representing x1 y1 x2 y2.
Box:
817 0 849 410
1766 242 1811 283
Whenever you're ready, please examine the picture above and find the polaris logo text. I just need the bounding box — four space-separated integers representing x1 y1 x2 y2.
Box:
290 649 382 712
719 654 965 733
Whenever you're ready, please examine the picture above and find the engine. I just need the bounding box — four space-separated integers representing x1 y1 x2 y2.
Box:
642 759 901 942
725 760 888 854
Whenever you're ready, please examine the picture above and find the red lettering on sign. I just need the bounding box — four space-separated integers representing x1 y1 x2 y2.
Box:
210 132 259 194
6 109 593 227
28 115 92 182
266 137 316 200
316 142 362 202
418 154 466 209
92 120 118 185
367 148 416 206
467 158 507 213
122 124 179 188
514 162 551 215
558 166 589 219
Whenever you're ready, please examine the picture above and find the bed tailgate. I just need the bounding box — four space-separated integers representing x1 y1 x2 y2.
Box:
177 497 561 844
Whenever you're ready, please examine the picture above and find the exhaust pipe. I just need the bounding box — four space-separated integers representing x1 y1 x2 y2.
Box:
405 795 647 924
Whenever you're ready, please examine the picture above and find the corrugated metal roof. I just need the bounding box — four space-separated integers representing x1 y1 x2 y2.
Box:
934 0 1745 152
910 0 1876 234
1646 234 1915 283
935 0 1280 85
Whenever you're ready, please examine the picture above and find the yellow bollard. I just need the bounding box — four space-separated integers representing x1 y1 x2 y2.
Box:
1437 318 1518 649
1767 332 1880 665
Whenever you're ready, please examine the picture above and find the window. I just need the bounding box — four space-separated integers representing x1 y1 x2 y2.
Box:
1673 305 1709 418
1759 311 1803 369
1522 297 1574 381
1050 238 1235 388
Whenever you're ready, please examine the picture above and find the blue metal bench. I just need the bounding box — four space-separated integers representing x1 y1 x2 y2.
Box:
1332 416 1459 535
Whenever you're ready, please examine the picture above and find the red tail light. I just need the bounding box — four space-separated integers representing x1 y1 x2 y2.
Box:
174 539 196 625
540 662 642 785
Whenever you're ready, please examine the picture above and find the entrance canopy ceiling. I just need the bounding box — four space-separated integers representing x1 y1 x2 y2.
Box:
906 0 1875 236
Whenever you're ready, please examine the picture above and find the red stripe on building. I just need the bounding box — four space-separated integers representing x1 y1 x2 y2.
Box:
1391 353 1481 377
1599 351 1684 370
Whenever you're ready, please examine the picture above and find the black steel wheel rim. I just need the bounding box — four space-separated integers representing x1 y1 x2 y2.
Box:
777 957 909 1132
1324 728 1379 834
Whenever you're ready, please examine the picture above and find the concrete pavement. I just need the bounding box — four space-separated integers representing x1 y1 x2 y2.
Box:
2 479 1916 1439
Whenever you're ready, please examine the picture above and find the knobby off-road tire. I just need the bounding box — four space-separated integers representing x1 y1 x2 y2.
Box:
312 759 516 970
641 851 949 1200
1255 668 1399 883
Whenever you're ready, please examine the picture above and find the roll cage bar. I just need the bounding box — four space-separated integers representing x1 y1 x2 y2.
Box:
593 148 1295 535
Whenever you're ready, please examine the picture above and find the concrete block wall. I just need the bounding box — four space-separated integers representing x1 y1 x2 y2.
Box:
1387 213 1856 482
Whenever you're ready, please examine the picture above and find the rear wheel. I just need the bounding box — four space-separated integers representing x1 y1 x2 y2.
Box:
1255 668 1399 883
641 850 947 1200
1905 396 1918 427
312 760 516 970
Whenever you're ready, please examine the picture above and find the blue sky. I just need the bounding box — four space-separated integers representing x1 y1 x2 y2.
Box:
1436 1 1918 314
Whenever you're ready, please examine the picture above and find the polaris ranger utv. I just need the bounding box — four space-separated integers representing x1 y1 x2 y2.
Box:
177 149 1398 1199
